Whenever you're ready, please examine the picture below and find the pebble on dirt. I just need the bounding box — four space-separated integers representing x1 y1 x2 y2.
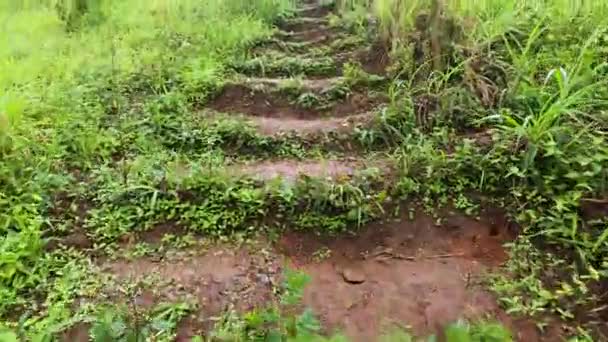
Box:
340 267 366 284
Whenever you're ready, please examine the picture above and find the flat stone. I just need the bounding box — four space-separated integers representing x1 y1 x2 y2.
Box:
341 267 366 284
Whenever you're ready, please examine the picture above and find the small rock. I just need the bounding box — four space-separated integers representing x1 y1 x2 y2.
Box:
256 273 271 285
341 267 366 284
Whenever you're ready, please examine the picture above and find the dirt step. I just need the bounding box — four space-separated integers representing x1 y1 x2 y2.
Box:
232 47 388 78
233 74 387 94
227 75 388 97
240 111 376 136
253 34 364 56
102 245 282 339
274 208 549 341
253 37 331 54
280 17 330 32
235 53 377 80
207 83 385 119
230 76 348 93
202 110 377 137
230 158 389 182
277 27 339 44
230 53 336 78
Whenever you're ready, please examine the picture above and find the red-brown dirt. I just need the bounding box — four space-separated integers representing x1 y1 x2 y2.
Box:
91 208 566 341
276 208 563 341
279 27 338 43
248 112 375 136
208 84 382 120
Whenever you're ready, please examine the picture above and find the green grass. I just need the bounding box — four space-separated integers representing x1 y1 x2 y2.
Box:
337 0 608 45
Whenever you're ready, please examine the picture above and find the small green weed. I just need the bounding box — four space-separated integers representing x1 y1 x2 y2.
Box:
88 301 193 342
491 238 597 321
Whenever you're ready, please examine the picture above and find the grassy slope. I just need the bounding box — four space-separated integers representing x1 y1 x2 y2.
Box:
0 0 297 337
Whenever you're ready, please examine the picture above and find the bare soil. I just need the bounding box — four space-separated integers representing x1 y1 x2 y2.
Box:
580 198 608 221
231 159 362 181
208 84 382 119
45 229 93 250
278 208 510 338
278 208 564 341
46 193 94 250
245 112 375 136
102 245 282 340
94 208 565 341
136 221 187 244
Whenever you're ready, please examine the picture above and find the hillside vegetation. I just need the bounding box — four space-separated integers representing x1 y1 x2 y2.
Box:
1 0 607 341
